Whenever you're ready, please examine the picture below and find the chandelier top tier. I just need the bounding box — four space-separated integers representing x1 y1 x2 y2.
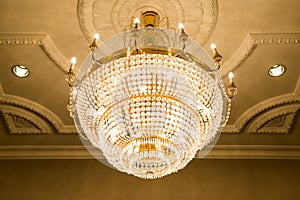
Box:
68 11 231 179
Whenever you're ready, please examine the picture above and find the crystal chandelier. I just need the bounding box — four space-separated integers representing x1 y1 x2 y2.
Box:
66 11 237 179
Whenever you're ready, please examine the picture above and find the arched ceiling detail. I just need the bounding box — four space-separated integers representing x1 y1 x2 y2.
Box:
223 78 300 133
0 84 77 134
0 33 69 73
220 33 300 78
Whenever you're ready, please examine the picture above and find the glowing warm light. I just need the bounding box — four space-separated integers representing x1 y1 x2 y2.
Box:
210 43 216 50
71 57 77 64
178 23 184 30
268 64 286 77
94 33 100 40
134 18 140 24
12 65 29 78
228 72 234 83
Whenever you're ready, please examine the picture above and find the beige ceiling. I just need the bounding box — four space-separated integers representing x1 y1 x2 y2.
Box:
0 0 299 160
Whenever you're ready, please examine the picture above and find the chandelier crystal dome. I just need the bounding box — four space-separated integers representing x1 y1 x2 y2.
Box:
68 13 233 179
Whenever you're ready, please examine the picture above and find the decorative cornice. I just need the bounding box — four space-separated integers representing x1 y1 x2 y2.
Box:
248 104 299 134
204 145 300 159
223 77 300 133
196 0 218 44
3 113 42 134
0 145 299 159
220 33 300 78
1 104 51 134
0 84 77 134
0 33 69 73
77 0 217 44
77 0 95 42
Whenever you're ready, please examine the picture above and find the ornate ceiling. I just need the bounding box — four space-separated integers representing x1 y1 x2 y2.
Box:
0 0 299 159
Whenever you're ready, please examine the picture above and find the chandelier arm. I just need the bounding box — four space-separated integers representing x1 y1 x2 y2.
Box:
134 39 139 53
91 51 102 65
182 43 186 52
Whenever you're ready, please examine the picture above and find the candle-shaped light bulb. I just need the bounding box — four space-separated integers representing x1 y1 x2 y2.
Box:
94 33 100 41
89 33 99 51
210 43 216 50
70 57 76 70
71 57 77 64
178 23 184 33
228 72 234 83
134 18 140 28
134 17 140 24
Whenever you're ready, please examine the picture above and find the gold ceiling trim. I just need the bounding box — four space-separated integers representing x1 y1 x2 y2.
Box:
1 145 300 160
221 33 300 78
0 104 51 134
0 33 69 73
248 105 299 134
0 84 77 134
223 77 300 133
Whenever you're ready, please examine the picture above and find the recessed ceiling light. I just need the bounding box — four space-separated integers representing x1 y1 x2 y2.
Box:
11 65 30 78
268 64 286 77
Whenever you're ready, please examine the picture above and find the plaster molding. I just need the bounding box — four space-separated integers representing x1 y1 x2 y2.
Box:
0 33 69 73
220 33 300 78
196 0 218 44
3 113 42 134
1 104 51 134
248 104 299 134
223 77 300 133
77 0 217 44
0 84 77 134
0 145 299 159
109 0 185 32
77 0 95 42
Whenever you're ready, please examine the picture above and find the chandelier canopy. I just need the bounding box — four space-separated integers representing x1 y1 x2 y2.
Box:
67 11 237 179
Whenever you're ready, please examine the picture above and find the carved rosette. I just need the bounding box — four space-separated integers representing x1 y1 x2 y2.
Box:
77 0 217 44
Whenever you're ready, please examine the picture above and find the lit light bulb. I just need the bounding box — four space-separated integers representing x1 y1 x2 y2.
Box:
12 65 29 78
134 18 140 24
228 72 234 83
71 57 77 64
210 43 216 50
94 33 100 41
178 23 184 30
70 57 77 70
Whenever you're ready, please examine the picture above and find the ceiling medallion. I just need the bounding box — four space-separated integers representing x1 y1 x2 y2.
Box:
67 11 237 179
78 0 217 43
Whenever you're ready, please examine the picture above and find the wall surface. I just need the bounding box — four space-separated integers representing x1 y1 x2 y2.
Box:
0 159 299 200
